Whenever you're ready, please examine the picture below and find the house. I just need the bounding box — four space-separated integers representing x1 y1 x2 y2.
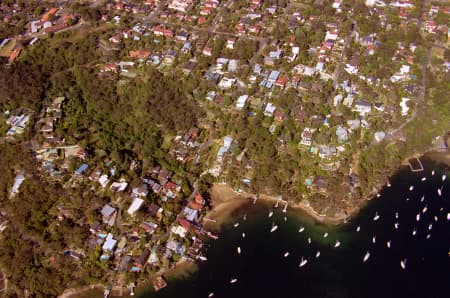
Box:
102 233 117 252
168 0 193 12
274 110 285 122
10 174 25 194
336 126 348 142
400 97 411 116
374 131 386 142
300 128 314 146
166 239 185 255
130 50 151 60
134 249 150 271
8 48 21 63
268 70 280 83
226 38 236 49
236 95 249 109
140 221 158 233
127 198 144 215
313 176 328 192
101 204 117 226
41 7 58 22
182 60 196 74
352 100 372 116
202 46 212 56
264 103 276 117
318 145 337 158
218 77 236 89
75 164 89 177
132 184 149 197
110 181 128 192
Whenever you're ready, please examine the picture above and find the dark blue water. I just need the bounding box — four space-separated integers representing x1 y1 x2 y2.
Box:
138 158 450 298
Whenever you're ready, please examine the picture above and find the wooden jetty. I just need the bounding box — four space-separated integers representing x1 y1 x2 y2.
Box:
408 157 424 172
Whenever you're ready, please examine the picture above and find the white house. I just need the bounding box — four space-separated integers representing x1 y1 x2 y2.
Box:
127 198 144 215
236 95 249 109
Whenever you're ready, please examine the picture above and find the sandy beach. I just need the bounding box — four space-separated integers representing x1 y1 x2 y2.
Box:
203 184 345 230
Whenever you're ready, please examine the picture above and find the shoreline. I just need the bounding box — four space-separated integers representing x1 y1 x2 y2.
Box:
61 150 450 298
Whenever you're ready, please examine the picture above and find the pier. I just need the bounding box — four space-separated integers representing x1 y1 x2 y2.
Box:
408 157 424 172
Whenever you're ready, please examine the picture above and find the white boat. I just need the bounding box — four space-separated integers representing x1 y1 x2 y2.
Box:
242 232 246 238
400 259 407 270
395 212 399 219
299 257 308 267
406 198 410 201
420 195 425 202
243 214 247 221
437 187 443 196
416 214 421 222
284 216 287 222
208 292 215 297
334 240 341 248
387 181 392 187
386 241 391 248
323 232 329 238
372 236 376 244
428 224 432 230
284 252 290 257
373 212 380 221
282 202 288 213
376 193 381 198
268 211 274 218
356 225 361 232
442 174 447 182
432 170 435 176
315 251 321 258
421 177 426 181
299 226 305 233
234 222 239 228
198 256 208 261
394 222 399 229
409 185 414 191
230 278 238 284
447 213 450 221
307 237 311 244
435 215 439 222
270 223 278 233
237 247 241 255
422 206 428 213
412 228 417 236
426 234 431 239
363 251 370 263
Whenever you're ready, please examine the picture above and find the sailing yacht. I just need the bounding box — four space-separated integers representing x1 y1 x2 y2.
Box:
307 237 311 244
412 228 417 236
394 222 399 229
426 234 431 239
442 174 447 182
400 259 407 270
386 240 391 248
422 206 428 213
299 257 308 267
437 187 443 196
323 232 329 238
372 236 376 244
376 193 381 198
299 226 305 233
230 278 238 284
315 251 321 258
420 195 425 202
270 223 278 233
208 292 215 297
237 247 241 255
242 232 246 238
334 240 341 248
373 212 380 221
356 225 361 232
447 213 450 221
421 177 427 181
409 185 414 191
284 216 287 222
284 252 290 257
363 251 370 263
416 214 421 222
268 211 274 218
428 224 432 230
431 170 435 176
234 222 240 228
395 212 399 219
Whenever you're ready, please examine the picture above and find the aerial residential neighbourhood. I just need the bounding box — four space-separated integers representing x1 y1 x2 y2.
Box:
0 0 448 297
